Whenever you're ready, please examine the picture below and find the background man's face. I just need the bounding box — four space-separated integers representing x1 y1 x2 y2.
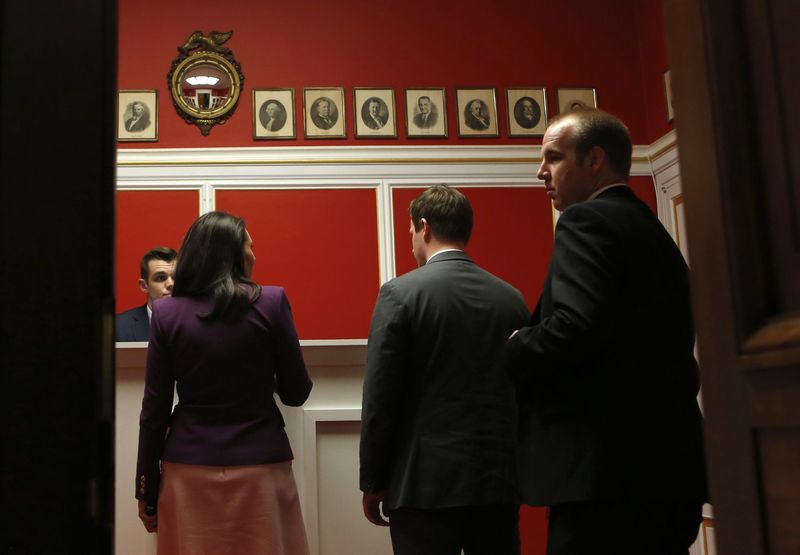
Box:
138 259 175 308
266 104 278 117
317 100 330 117
418 98 431 114
470 101 482 116
369 101 379 116
537 120 594 211
132 103 144 117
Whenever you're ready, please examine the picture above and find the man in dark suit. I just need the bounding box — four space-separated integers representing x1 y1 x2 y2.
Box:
505 108 708 555
364 98 386 129
116 246 177 342
311 98 336 129
125 101 150 132
514 97 540 129
464 100 490 131
412 96 437 129
360 185 530 554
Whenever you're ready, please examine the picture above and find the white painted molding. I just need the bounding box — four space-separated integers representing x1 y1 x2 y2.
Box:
302 407 362 555
116 143 663 184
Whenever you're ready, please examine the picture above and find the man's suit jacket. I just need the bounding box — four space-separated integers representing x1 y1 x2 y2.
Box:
360 251 530 511
364 114 385 129
125 117 149 132
311 113 335 129
413 111 437 129
506 186 708 506
465 113 489 130
136 286 312 505
116 304 149 342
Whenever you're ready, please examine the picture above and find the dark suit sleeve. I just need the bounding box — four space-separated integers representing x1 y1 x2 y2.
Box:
359 281 408 493
134 304 174 503
272 289 312 407
507 203 620 377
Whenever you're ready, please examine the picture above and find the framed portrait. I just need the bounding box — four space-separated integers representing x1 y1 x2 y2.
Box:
506 87 548 137
354 88 396 138
117 90 158 142
253 89 295 139
663 70 675 122
456 88 498 137
405 88 447 138
556 87 598 113
303 87 346 138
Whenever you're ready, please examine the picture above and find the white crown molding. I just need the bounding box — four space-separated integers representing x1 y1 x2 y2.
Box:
116 142 666 184
647 129 679 174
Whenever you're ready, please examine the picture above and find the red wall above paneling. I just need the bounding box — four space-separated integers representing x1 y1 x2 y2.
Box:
115 190 200 313
629 175 659 214
215 188 380 340
118 0 657 148
635 0 674 142
392 186 553 310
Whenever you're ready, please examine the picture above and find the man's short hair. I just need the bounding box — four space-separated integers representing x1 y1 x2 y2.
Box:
140 246 177 280
551 108 633 179
409 185 473 245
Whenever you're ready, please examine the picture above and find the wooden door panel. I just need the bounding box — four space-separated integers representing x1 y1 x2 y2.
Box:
664 0 800 553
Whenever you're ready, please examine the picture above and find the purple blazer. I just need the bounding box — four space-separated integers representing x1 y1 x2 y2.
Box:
135 286 312 503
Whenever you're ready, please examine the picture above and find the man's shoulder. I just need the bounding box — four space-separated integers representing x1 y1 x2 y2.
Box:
117 304 146 320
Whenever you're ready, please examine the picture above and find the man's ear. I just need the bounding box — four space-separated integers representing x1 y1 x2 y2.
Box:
420 218 432 241
588 146 606 174
138 278 148 294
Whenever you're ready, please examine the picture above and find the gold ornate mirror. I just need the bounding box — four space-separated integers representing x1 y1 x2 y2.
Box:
168 31 243 135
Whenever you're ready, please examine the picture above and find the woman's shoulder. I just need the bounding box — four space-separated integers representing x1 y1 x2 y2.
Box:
252 284 288 308
255 284 285 298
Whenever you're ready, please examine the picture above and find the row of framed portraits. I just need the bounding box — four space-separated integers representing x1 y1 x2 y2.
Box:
117 86 599 142
256 86 597 140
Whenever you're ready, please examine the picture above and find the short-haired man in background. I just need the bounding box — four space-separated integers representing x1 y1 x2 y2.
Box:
360 185 529 554
412 96 437 129
364 98 386 129
116 246 177 342
505 108 708 554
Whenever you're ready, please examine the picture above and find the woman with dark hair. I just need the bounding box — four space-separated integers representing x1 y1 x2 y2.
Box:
135 211 312 554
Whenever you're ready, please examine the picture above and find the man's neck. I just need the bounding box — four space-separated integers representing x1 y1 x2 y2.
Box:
424 241 465 263
587 181 627 201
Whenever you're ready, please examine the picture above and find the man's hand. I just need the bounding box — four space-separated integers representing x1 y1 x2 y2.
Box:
362 491 390 526
138 500 157 533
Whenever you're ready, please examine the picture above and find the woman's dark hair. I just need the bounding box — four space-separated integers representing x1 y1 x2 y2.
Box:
172 211 261 320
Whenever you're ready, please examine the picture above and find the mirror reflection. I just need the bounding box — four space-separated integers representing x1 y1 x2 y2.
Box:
167 31 243 135
180 63 231 110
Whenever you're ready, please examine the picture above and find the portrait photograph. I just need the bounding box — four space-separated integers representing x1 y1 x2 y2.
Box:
354 88 396 138
253 89 295 139
405 88 447 138
304 87 346 138
506 87 548 137
456 88 498 137
556 87 598 113
117 90 158 142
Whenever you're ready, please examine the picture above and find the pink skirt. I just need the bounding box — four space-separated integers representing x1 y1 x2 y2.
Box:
157 461 309 555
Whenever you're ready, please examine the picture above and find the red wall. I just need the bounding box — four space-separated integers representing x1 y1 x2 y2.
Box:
216 188 380 339
118 0 660 148
635 0 674 142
